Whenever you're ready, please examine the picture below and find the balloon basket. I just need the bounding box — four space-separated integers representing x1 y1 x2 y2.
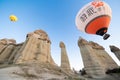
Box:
103 34 110 40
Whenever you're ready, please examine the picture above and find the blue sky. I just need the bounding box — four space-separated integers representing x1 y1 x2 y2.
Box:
0 0 120 70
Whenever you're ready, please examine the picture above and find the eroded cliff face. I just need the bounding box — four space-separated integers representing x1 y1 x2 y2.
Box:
16 30 55 65
0 39 23 64
0 30 55 65
78 37 118 78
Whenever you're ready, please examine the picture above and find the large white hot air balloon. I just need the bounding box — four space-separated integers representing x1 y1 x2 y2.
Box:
75 0 112 40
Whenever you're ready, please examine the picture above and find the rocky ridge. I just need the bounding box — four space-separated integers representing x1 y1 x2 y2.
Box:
0 30 120 80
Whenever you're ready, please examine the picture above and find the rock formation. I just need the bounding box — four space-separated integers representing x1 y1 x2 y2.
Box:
78 37 118 78
0 30 120 80
15 30 55 65
59 41 71 73
0 30 82 80
0 39 21 64
110 45 120 61
0 30 55 65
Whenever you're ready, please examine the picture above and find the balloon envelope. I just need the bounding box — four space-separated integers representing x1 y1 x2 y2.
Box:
9 15 18 22
75 1 112 36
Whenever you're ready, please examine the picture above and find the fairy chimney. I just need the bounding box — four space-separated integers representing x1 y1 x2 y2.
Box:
60 41 71 72
110 45 120 61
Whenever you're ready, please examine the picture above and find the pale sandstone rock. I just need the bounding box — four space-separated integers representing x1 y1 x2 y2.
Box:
78 37 118 78
0 39 16 63
27 30 51 43
60 41 71 73
16 30 55 65
8 43 23 64
0 30 54 65
89 42 118 70
0 38 16 45
0 39 16 55
0 45 15 63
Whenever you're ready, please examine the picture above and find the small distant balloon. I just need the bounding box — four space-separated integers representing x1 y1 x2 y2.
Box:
9 15 18 22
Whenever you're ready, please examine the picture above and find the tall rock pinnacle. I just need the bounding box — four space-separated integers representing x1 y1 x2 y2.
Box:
110 45 120 61
60 41 71 72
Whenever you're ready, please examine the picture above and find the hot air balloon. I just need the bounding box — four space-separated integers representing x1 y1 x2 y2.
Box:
75 0 112 40
9 15 18 22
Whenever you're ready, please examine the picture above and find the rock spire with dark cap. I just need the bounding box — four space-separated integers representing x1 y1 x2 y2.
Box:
110 45 120 61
